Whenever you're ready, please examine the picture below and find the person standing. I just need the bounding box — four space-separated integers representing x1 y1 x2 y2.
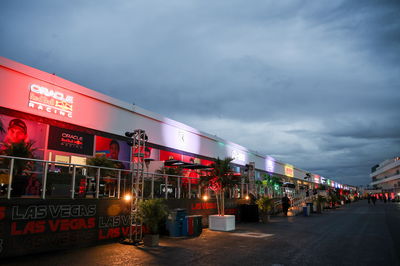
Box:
282 194 291 216
371 195 377 206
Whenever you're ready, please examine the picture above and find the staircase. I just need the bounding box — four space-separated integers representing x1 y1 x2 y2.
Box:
274 194 316 216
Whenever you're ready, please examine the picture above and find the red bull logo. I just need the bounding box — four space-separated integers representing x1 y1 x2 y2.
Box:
28 84 74 118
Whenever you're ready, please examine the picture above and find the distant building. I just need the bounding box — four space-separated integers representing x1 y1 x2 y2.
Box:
370 157 400 195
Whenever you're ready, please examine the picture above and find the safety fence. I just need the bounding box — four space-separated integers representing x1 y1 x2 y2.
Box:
0 155 251 200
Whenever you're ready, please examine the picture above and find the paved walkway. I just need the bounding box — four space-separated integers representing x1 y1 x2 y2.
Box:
4 200 400 266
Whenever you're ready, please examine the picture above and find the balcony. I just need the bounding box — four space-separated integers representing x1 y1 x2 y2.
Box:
370 158 400 178
370 171 400 186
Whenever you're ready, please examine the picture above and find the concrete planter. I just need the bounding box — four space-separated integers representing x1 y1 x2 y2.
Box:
143 234 160 247
209 215 235 231
259 212 270 223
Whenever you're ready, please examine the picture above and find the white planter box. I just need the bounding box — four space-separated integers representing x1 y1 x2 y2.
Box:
209 215 235 231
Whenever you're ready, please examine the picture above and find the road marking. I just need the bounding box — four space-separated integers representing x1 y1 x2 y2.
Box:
230 232 274 238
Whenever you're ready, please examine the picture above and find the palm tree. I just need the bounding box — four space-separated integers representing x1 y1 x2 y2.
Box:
201 157 241 216
1 141 36 175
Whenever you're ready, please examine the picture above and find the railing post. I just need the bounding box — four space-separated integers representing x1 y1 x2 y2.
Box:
177 175 181 199
165 174 168 199
198 184 201 198
117 170 121 199
151 174 154 199
188 178 191 199
7 158 14 199
96 168 100 199
241 177 244 198
71 165 76 199
42 162 49 199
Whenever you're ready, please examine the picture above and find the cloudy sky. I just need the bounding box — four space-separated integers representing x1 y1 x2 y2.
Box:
1 0 399 186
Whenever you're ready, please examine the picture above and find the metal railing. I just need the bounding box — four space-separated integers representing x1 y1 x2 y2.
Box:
0 155 250 200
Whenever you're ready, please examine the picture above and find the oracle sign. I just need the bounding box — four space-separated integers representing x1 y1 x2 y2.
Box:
48 126 94 155
28 84 74 118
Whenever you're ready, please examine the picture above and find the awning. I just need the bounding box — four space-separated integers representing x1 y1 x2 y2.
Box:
164 159 211 170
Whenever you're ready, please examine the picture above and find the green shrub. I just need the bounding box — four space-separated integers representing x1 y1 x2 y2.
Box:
139 199 169 234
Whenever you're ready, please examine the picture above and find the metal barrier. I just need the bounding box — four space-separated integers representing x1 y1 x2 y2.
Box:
0 155 248 200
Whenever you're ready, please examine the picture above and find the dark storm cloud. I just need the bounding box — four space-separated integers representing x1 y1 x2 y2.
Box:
308 0 400 65
1 0 399 186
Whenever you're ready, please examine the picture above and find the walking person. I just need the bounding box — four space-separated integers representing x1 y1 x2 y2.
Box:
282 194 291 216
371 195 377 206
367 194 371 205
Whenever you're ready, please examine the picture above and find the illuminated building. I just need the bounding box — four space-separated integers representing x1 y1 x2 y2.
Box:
0 56 344 187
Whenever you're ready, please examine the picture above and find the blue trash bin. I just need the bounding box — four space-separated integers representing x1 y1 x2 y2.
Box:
303 206 310 216
306 202 313 213
167 209 187 237
166 220 181 236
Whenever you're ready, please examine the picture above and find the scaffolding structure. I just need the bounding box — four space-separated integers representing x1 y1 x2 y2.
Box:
126 129 147 244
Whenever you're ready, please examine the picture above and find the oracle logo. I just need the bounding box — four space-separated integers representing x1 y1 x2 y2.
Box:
61 133 83 141
29 84 74 118
30 84 73 103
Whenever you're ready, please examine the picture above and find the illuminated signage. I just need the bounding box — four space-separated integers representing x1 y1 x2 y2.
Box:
266 157 275 172
314 174 320 184
28 84 74 118
231 150 245 161
284 165 294 177
48 126 94 155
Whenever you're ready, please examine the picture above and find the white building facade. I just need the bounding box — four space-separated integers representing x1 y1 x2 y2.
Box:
370 157 400 195
0 56 347 189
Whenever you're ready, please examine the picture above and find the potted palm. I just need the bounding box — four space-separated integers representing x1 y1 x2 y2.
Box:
1 141 36 196
1 141 36 175
201 157 241 231
256 196 274 223
138 198 169 247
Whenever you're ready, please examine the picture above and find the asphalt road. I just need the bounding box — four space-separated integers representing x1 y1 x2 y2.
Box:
3 200 400 266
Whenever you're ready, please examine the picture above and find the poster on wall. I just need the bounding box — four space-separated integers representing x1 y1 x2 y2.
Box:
95 136 131 168
0 114 47 159
47 126 94 155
